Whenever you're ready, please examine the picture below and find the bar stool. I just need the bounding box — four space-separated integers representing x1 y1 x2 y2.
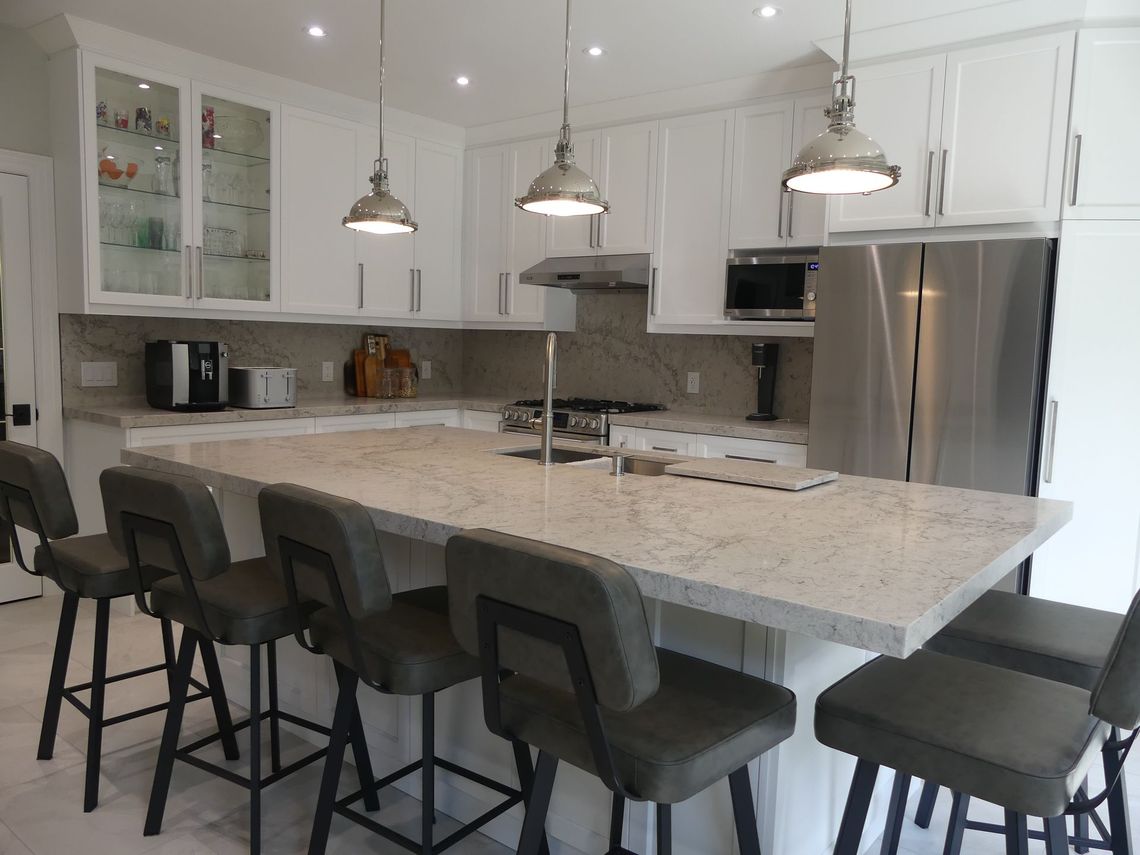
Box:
816 588 1140 855
0 441 234 813
444 528 798 855
256 483 544 855
910 589 1127 854
99 466 377 854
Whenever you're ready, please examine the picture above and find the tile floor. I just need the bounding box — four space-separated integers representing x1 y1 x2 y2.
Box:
0 594 1137 854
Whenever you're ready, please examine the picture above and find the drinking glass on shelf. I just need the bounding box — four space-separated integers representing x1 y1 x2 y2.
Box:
232 173 247 207
202 161 214 201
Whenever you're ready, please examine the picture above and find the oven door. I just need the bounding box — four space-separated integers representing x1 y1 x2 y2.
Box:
724 255 818 320
499 423 605 446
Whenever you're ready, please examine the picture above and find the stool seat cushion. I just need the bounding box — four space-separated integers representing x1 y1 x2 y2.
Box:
35 533 168 600
309 586 480 697
816 650 1109 817
498 648 796 805
150 557 301 645
926 590 1122 690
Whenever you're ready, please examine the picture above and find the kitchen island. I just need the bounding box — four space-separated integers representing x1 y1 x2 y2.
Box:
122 427 1071 855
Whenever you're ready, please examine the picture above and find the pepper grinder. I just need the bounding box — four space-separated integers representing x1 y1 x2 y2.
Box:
746 343 779 421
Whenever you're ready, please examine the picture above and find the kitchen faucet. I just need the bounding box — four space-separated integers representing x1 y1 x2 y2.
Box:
531 332 557 466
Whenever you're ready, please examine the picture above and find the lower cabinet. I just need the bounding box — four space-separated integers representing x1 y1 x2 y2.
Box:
608 425 807 467
636 428 702 457
393 409 460 428
314 413 397 433
461 409 503 432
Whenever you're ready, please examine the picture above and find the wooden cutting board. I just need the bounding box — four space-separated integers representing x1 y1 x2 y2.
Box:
664 457 838 491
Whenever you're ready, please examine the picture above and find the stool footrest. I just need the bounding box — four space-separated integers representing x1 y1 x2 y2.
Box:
964 819 1111 851
60 660 211 724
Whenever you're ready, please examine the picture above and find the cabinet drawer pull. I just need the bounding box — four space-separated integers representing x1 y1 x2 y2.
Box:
651 445 678 453
1043 399 1059 484
357 262 364 309
924 150 935 217
1070 134 1083 207
726 454 776 464
937 149 949 216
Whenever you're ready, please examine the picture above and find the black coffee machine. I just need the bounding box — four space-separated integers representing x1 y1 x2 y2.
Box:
746 343 778 421
145 340 229 412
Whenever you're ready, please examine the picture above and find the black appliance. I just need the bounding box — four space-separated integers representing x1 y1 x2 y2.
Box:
145 340 229 412
747 343 779 421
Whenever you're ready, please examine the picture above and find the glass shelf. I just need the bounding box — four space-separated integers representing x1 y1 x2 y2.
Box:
202 146 269 167
101 241 181 254
203 198 270 214
97 123 180 147
203 253 270 263
99 182 181 200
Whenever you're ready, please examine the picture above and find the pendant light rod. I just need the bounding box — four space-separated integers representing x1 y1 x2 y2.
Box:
377 0 386 169
840 0 852 80
559 0 573 150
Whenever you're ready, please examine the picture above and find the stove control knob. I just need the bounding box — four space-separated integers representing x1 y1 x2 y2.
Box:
590 418 600 430
569 416 580 428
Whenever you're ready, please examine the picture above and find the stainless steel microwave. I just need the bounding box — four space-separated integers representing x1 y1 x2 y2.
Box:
724 251 819 320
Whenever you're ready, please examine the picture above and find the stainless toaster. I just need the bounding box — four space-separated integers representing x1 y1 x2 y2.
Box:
228 367 297 409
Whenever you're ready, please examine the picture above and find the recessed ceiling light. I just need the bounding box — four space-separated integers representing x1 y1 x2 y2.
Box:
307 25 326 37
213 133 222 140
754 5 782 17
154 145 163 151
455 76 470 86
584 46 605 56
137 82 151 89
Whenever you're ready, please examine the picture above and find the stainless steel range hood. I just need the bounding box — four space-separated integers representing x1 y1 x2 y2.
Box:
518 253 651 293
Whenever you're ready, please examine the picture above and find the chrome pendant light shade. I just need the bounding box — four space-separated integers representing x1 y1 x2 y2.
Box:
516 0 609 217
782 0 900 195
343 0 417 234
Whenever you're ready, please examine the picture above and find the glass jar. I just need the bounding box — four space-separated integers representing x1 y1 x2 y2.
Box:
398 367 418 398
381 368 398 399
153 156 175 196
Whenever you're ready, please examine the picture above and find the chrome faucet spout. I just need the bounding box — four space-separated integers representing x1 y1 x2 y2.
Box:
538 332 557 466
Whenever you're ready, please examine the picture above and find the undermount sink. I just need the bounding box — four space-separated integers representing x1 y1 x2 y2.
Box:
496 447 605 464
618 457 670 477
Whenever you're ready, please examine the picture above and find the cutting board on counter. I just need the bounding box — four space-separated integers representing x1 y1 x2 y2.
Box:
665 458 838 491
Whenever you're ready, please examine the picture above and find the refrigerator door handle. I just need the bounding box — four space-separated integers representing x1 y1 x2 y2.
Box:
1043 399 1059 484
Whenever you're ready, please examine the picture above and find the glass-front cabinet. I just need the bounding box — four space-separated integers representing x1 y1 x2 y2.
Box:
85 55 278 310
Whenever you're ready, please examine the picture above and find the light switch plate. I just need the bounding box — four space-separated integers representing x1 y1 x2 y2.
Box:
321 361 335 382
81 361 118 387
421 360 432 380
687 372 700 394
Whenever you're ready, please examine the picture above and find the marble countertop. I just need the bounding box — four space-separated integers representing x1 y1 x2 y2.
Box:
63 394 511 429
608 410 809 444
122 427 1071 657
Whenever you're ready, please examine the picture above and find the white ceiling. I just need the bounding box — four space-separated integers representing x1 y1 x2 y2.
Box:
4 1 1034 129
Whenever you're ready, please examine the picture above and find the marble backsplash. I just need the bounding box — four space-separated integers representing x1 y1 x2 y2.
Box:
60 295 813 420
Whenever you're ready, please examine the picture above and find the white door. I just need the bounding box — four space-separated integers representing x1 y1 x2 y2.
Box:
464 145 509 321
0 172 44 603
786 94 832 247
650 110 735 327
357 129 416 318
1064 28 1140 220
506 139 549 323
937 33 1074 227
729 100 795 250
597 121 658 255
829 56 946 232
412 140 463 320
546 130 600 258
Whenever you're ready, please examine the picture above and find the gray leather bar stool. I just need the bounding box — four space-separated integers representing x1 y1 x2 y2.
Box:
257 484 543 855
445 528 798 855
100 466 376 854
817 588 1140 855
911 589 1127 854
0 441 233 813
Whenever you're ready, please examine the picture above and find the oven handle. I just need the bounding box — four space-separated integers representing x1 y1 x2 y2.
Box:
498 423 605 445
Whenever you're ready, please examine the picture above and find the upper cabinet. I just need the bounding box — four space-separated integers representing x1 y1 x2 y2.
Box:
1064 28 1140 220
830 32 1074 233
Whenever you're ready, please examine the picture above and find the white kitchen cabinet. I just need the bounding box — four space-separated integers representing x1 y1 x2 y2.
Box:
937 33 1074 227
1064 28 1140 220
634 428 701 457
461 410 504 433
828 55 946 233
355 129 417 318
700 434 807 467
546 131 601 257
608 426 638 450
1030 221 1140 614
411 140 463 320
649 110 735 327
393 409 460 428
128 418 315 447
786 94 831 248
729 101 796 249
280 107 360 315
464 146 510 322
506 139 550 323
313 413 397 433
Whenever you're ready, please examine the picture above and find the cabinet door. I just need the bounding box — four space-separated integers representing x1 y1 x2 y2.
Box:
313 413 396 433
938 33 1074 227
651 110 735 326
829 57 945 232
463 146 509 321
634 428 699 456
1065 28 1140 219
729 101 795 250
786 94 831 247
506 139 549 323
1031 222 1140 612
546 131 600 258
281 108 359 314
413 140 463 320
598 121 658 255
609 426 638 450
393 409 460 428
356 129 416 318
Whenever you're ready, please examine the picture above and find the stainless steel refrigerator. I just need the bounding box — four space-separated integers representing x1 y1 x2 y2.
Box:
808 238 1054 514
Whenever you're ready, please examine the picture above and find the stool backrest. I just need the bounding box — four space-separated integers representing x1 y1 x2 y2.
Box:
100 466 230 581
445 528 659 714
0 441 78 541
258 483 393 620
1090 588 1140 731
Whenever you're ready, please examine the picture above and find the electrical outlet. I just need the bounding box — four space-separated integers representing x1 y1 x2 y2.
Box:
80 361 118 388
321 361 335 382
421 360 432 380
686 372 700 394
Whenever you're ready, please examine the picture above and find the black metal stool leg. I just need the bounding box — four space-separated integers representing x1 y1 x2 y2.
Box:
608 791 626 852
511 740 551 855
267 640 282 774
145 631 197 836
729 766 763 855
160 619 177 696
422 692 435 855
308 668 357 855
1075 774 1091 855
880 771 911 855
348 697 379 813
942 792 971 855
197 636 240 761
1044 816 1069 855
1003 810 1028 855
657 803 673 855
835 760 879 855
37 590 79 760
249 644 263 855
83 598 111 813
915 781 939 829
518 751 558 855
1106 728 1133 855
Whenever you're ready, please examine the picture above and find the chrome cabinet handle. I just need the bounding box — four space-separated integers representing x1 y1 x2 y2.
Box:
651 445 678 453
649 267 659 316
937 149 949 216
498 273 505 315
787 191 795 240
588 214 595 248
726 454 776 464
924 151 935 217
415 269 422 312
596 214 604 249
505 272 512 315
777 190 785 239
183 244 192 299
1070 134 1083 207
195 246 203 299
409 268 416 312
1043 399 1059 484
357 262 364 309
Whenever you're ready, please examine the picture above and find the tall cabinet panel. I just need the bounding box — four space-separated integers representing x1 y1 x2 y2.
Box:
597 121 658 255
786 94 831 247
506 139 549 323
546 131 600 258
356 129 416 318
413 140 463 320
728 101 795 249
463 146 509 321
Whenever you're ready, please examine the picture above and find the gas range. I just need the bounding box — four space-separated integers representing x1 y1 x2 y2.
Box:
500 398 664 443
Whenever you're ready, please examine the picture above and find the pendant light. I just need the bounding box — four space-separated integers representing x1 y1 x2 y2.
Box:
782 0 900 195
515 0 609 217
343 0 417 234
